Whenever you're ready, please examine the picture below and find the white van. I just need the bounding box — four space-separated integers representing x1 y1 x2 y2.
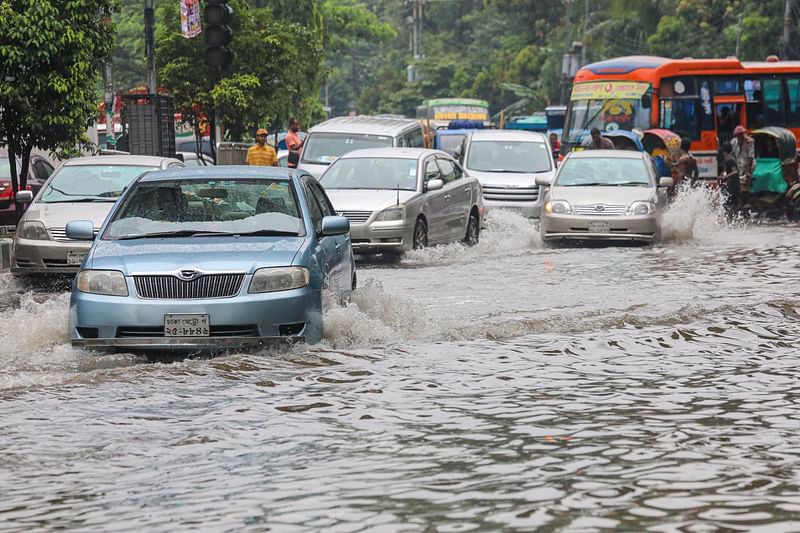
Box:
460 129 554 219
299 116 425 178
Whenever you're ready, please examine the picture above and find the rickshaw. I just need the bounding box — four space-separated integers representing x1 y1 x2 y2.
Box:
642 129 682 177
746 126 797 219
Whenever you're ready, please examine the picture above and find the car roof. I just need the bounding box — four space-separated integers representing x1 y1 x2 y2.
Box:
136 165 303 182
468 129 549 141
567 149 645 159
63 155 181 166
308 116 421 135
337 147 444 160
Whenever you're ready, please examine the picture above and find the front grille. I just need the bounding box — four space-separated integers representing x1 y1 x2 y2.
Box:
481 185 539 202
133 273 245 299
116 325 259 338
42 258 68 266
49 227 99 242
572 204 627 216
337 211 372 224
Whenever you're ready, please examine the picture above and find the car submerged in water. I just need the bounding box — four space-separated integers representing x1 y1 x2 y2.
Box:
67 166 355 353
537 150 673 244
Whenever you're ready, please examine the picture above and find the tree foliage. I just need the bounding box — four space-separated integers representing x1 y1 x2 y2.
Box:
0 0 114 204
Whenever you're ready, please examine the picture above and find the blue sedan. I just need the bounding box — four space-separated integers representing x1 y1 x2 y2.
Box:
67 166 355 352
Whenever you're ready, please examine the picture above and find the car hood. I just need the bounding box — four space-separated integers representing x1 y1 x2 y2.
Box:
466 169 552 188
24 201 117 228
324 189 418 213
87 237 305 275
549 186 655 205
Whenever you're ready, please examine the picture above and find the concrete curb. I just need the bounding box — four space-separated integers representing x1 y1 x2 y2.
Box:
0 238 12 271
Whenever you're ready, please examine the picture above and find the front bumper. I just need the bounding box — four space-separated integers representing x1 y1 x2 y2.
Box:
540 214 658 242
12 236 91 275
71 336 302 352
69 279 323 350
348 220 414 254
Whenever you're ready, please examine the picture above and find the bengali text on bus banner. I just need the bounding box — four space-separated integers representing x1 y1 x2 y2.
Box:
570 82 650 101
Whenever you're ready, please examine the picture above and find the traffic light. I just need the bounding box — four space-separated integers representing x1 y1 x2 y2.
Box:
204 0 233 68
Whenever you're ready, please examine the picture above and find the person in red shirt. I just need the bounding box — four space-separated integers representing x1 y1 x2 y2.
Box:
285 118 304 168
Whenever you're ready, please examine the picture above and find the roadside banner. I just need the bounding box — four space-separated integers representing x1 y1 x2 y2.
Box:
180 0 201 38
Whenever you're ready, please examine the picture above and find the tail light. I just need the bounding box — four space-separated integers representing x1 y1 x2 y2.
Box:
0 182 10 200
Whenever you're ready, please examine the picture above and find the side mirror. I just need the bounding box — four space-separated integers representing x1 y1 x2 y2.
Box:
535 175 552 187
658 177 674 187
15 190 34 203
426 178 444 192
65 220 95 240
321 215 350 236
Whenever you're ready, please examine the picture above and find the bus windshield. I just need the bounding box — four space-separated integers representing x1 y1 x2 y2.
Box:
564 82 652 143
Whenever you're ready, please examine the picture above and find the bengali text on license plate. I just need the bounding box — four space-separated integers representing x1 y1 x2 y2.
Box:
164 314 210 337
588 221 610 233
66 250 87 265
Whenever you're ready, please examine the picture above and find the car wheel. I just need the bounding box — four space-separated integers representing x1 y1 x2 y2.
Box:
413 218 428 250
463 211 479 246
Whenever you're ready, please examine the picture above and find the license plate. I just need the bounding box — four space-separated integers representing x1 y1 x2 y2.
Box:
67 250 87 265
164 314 210 337
588 221 610 233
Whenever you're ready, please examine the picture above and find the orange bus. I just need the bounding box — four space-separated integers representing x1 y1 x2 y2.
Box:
562 55 800 178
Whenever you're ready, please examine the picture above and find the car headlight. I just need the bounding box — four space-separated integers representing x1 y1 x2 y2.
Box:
544 200 572 215
17 221 51 241
627 201 655 216
374 205 406 222
77 270 128 296
249 267 309 293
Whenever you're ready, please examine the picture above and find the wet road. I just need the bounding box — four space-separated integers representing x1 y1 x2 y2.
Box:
1 190 800 532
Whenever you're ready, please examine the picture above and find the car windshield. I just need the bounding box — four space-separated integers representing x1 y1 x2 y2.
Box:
105 178 304 239
301 133 393 165
466 140 551 173
39 165 154 202
320 157 418 190
555 157 651 186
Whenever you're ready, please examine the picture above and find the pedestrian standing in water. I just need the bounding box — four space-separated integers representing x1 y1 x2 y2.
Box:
245 128 278 166
675 136 699 189
731 125 754 193
718 141 740 218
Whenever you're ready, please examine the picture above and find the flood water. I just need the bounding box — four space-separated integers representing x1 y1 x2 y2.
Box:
2 189 800 532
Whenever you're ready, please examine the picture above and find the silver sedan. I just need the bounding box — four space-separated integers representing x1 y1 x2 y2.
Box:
537 150 673 244
319 148 484 255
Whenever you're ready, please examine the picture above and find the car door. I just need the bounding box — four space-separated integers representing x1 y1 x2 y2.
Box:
302 177 347 294
436 155 471 241
421 156 449 245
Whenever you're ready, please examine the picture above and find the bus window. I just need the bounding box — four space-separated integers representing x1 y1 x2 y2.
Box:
660 99 701 140
714 78 741 95
745 79 765 128
787 78 800 127
716 103 740 145
762 78 785 126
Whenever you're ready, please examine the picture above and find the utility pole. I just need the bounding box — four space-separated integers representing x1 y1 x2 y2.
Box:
582 0 589 66
735 12 743 58
781 0 793 59
144 0 156 93
102 6 115 149
408 0 424 59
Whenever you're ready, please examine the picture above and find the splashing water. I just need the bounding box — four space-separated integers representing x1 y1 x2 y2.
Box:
404 209 541 265
660 186 733 243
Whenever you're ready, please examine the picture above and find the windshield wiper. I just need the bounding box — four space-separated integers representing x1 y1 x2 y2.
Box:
613 181 649 186
562 182 607 187
116 229 234 240
44 197 117 203
227 229 300 237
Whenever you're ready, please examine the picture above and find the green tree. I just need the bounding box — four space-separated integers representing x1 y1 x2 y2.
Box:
0 0 114 214
156 0 324 144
